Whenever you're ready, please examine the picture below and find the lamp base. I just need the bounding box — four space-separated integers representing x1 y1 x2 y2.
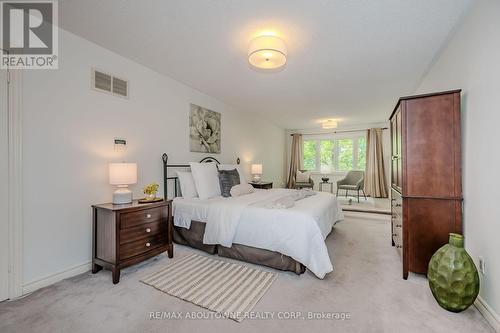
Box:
252 174 261 182
113 187 133 204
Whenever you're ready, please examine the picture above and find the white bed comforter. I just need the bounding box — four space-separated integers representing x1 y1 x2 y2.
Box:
173 189 344 278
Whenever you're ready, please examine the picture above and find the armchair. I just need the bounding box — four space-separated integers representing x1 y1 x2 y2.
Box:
294 170 314 189
336 170 367 202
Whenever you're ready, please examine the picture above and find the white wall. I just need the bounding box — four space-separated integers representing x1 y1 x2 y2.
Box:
0 69 9 300
285 122 391 194
417 0 500 324
21 29 285 287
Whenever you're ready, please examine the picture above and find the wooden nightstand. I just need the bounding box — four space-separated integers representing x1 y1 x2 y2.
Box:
249 181 273 189
91 200 173 284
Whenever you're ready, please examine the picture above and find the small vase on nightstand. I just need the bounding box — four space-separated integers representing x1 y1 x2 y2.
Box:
145 193 155 200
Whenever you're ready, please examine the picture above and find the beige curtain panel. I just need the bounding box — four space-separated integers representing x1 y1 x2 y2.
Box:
287 134 303 188
364 128 388 198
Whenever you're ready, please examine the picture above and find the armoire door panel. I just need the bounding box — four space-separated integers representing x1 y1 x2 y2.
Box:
391 117 397 187
396 109 402 186
404 94 458 197
452 92 463 198
407 198 458 274
391 160 397 188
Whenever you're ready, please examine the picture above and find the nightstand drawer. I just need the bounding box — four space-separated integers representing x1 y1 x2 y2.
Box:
120 234 166 260
120 220 166 245
120 206 167 229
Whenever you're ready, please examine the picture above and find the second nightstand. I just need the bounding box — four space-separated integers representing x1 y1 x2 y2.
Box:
249 181 273 189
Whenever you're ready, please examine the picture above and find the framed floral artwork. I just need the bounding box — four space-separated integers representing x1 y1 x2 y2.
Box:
189 104 221 153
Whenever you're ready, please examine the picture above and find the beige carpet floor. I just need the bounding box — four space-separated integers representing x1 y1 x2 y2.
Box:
338 196 391 214
0 213 494 333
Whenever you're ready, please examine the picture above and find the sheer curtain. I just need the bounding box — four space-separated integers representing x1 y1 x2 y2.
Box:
287 134 303 188
364 128 388 198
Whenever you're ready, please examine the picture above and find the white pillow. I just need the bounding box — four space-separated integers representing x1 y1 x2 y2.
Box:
230 183 255 197
189 162 221 199
176 171 198 199
296 170 310 183
218 164 247 184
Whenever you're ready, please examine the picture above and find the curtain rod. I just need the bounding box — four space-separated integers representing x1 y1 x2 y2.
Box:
290 127 388 136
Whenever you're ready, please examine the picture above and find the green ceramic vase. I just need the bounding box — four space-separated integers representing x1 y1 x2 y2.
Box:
427 233 479 312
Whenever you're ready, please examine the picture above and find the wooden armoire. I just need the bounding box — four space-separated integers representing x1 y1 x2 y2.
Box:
390 90 463 279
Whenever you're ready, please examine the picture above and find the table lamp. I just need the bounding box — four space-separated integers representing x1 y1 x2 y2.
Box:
321 165 332 182
251 164 263 182
109 162 137 204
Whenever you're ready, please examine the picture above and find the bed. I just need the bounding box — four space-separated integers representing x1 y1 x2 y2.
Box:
162 153 344 278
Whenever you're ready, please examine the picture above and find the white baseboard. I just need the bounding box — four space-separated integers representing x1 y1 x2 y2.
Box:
475 296 500 332
22 261 91 295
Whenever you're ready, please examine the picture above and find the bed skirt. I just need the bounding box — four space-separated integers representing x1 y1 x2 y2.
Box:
173 220 306 275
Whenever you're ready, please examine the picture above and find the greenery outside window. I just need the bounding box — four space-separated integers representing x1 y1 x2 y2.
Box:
303 134 366 172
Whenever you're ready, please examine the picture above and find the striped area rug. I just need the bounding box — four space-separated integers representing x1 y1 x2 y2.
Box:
141 253 277 322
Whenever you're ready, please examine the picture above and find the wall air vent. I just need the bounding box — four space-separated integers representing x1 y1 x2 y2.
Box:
112 77 128 97
91 68 129 98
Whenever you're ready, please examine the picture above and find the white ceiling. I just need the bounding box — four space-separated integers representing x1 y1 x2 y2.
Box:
59 0 472 129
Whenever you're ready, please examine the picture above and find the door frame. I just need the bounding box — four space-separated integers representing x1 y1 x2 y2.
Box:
4 63 23 299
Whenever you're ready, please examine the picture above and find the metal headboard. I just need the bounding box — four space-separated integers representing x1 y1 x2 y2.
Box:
162 153 240 199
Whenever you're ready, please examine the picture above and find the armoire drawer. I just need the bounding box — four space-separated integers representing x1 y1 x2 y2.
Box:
391 189 403 218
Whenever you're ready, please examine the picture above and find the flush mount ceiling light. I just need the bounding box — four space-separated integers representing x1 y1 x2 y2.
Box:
322 120 338 129
248 35 287 70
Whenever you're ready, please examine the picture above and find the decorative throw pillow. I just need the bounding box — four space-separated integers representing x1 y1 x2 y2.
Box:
189 162 221 200
230 183 255 197
218 169 241 197
218 164 248 184
176 171 198 198
296 170 311 183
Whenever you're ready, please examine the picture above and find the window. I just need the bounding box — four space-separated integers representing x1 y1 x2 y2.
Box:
302 134 367 172
303 140 317 170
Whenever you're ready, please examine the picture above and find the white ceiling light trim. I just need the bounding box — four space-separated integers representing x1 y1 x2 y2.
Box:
248 35 287 70
322 120 338 129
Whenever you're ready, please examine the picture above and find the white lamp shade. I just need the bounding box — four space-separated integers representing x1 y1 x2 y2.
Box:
248 36 287 69
251 164 263 175
109 163 137 185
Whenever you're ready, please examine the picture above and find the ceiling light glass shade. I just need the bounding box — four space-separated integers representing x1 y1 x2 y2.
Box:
248 36 287 69
322 120 338 129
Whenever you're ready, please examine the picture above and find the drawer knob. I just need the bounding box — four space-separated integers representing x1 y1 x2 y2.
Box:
392 233 397 237
146 228 151 233
146 214 152 218
396 245 402 249
146 242 151 247
395 203 402 207
396 224 402 228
